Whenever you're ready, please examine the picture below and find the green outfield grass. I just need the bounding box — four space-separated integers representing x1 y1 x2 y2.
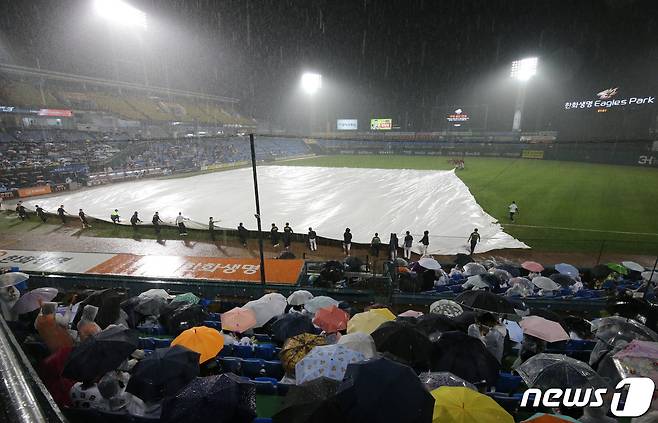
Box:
281 155 658 254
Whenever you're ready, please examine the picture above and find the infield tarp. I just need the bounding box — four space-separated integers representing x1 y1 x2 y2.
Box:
24 166 529 254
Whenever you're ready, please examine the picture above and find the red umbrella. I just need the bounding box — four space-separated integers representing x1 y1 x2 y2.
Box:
313 305 349 333
521 261 544 273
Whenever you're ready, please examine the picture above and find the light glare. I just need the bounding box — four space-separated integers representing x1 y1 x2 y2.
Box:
510 57 538 81
94 0 147 29
301 72 322 95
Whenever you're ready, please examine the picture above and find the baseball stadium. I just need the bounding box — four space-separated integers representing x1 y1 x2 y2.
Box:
1 1 657 423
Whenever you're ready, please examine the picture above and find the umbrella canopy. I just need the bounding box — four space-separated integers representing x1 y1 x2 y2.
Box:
337 332 377 359
304 296 339 315
463 274 495 289
497 264 521 277
612 340 658 384
12 287 58 314
592 316 658 346
221 307 257 333
430 331 500 386
171 326 224 364
531 276 561 292
161 373 256 423
491 269 512 284
334 357 434 423
347 308 395 335
296 344 366 384
463 263 487 276
591 264 612 279
171 293 200 305
414 314 462 336
288 290 314 306
418 257 441 270
606 263 629 275
506 277 535 297
160 303 209 335
139 289 174 301
641 271 658 283
134 295 167 317
517 353 607 390
555 263 579 278
72 288 125 329
399 310 424 318
504 319 524 343
394 257 409 267
272 313 318 344
371 321 433 369
429 300 463 318
272 377 341 423
522 413 583 423
63 325 138 382
280 333 327 375
455 290 516 314
244 297 286 328
126 345 200 402
313 305 349 333
522 261 544 273
549 273 576 287
520 316 569 343
0 271 29 288
419 372 476 391
431 386 513 423
622 261 645 272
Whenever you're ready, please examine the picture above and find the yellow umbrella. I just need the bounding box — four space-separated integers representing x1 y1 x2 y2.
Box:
347 308 395 334
431 386 514 423
280 333 326 375
171 326 224 364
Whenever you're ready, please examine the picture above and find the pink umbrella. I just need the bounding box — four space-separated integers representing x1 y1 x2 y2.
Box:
521 261 544 273
613 340 658 384
313 305 349 333
398 310 424 318
220 307 257 333
12 287 58 314
520 316 569 343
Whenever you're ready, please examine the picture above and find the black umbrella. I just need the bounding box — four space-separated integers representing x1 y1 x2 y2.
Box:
455 290 516 314
414 314 462 336
429 331 500 386
135 296 167 317
549 273 575 287
333 357 434 423
271 313 318 344
371 321 433 370
72 288 126 329
272 377 341 423
497 264 521 277
63 325 138 382
159 303 208 336
591 264 612 279
126 345 200 402
161 373 256 423
451 310 477 331
563 316 593 340
120 296 142 328
454 253 473 267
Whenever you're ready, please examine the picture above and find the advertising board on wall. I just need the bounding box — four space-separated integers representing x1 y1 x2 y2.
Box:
336 119 358 130
370 118 392 130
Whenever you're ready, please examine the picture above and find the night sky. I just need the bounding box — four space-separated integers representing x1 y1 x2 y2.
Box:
0 0 656 136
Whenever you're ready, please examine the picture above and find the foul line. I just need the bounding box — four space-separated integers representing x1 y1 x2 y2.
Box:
504 223 658 237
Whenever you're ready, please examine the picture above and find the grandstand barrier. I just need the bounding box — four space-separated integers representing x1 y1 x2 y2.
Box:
17 185 52 198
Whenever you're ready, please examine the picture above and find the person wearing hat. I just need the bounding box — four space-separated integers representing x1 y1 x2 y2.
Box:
35 302 74 353
77 305 101 342
467 228 481 255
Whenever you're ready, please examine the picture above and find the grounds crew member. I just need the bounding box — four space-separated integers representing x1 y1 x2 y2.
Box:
468 228 481 255
111 209 120 224
283 223 294 249
403 231 413 259
308 227 318 251
270 223 279 247
57 205 67 224
130 211 142 231
209 217 216 240
175 212 188 236
420 230 430 256
152 212 163 234
370 233 381 257
238 223 248 247
36 205 47 223
79 209 90 228
508 201 519 222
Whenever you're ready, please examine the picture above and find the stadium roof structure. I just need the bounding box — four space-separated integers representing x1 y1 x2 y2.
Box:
0 62 239 104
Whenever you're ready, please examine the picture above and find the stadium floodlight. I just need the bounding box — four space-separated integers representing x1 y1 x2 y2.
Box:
94 0 147 29
510 57 538 81
301 72 322 95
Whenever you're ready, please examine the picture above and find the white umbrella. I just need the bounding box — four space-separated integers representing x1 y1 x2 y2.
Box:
641 271 658 283
0 272 29 288
287 290 314 306
418 257 441 270
429 299 463 317
622 261 645 272
138 289 174 301
260 292 287 305
531 276 561 291
12 287 58 314
462 275 491 289
244 298 286 328
304 296 339 315
463 262 486 276
337 332 377 359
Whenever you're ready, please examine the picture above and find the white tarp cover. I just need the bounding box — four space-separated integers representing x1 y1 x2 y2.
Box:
25 166 529 254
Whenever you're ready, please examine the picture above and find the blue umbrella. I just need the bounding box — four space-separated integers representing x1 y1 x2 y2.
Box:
555 263 579 278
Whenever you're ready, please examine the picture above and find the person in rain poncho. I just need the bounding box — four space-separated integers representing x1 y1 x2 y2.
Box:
403 231 413 260
175 212 188 235
467 312 505 362
35 302 74 353
77 305 101 342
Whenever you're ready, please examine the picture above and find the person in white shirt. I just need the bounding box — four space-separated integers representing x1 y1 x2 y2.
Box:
508 201 519 222
175 212 188 235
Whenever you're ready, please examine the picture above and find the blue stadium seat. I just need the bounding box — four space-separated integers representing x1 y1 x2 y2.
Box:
138 337 156 350
218 343 234 357
254 344 275 360
495 372 523 393
154 338 171 349
253 418 273 423
203 320 221 330
208 312 221 321
218 357 242 375
254 334 273 343
233 344 254 359
263 360 285 379
242 358 265 378
565 339 597 350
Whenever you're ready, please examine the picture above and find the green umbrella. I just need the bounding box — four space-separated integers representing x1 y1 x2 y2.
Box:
606 263 629 275
171 293 200 305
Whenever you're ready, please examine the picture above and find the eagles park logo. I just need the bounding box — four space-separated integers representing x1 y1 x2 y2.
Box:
597 87 619 100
